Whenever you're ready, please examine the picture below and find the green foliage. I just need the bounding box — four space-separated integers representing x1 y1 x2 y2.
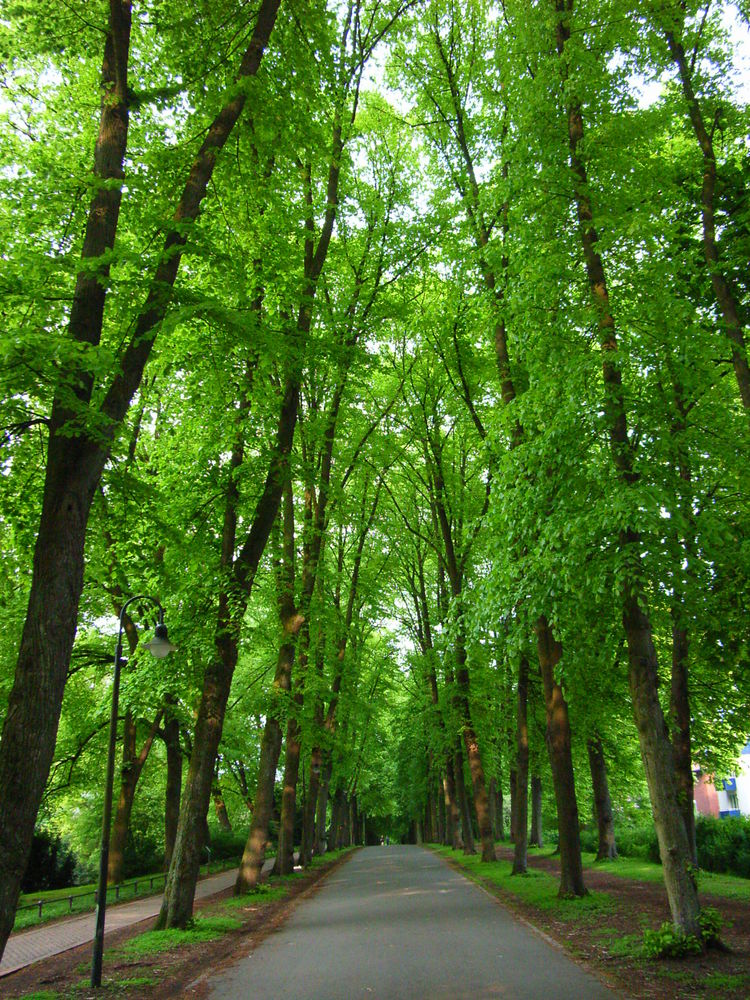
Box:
642 922 702 959
695 815 750 879
641 906 724 958
20 830 76 893
698 906 724 947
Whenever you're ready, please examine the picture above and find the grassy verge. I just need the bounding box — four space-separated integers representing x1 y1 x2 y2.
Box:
431 845 615 922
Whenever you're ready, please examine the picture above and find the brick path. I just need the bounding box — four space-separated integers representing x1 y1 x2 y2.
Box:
0 862 274 978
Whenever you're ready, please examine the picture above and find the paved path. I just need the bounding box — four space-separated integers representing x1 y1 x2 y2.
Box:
207 846 618 1000
1 862 272 978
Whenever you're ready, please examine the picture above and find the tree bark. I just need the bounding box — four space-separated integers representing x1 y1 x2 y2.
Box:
454 747 476 855
587 736 617 861
497 781 504 841
536 615 586 897
488 777 498 841
162 704 182 872
444 757 463 849
212 777 232 832
512 656 530 874
509 767 518 843
530 775 544 849
108 708 162 884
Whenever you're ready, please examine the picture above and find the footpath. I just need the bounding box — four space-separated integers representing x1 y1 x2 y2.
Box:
0 862 273 979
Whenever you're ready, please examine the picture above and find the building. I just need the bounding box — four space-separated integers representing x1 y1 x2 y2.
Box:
694 741 750 819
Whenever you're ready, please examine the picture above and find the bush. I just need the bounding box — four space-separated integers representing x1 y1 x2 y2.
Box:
642 907 724 959
695 815 750 878
642 922 701 959
612 822 660 863
206 827 250 862
21 830 77 892
122 830 162 880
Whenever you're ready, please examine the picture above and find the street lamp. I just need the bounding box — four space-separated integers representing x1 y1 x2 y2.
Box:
90 595 176 988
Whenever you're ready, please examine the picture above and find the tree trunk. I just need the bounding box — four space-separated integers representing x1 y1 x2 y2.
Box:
212 779 232 832
315 759 333 854
428 784 439 844
300 750 322 866
0 0 281 957
488 777 498 841
509 767 518 843
155 611 239 929
108 708 161 884
454 748 475 855
671 621 696 864
513 656 529 874
530 775 544 849
554 0 701 935
587 736 617 861
535 616 586 898
625 595 700 934
163 707 182 872
497 781 504 841
443 759 462 849
274 707 303 875
234 641 294 892
436 777 446 844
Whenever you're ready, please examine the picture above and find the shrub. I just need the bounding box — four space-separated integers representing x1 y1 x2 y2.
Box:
695 815 750 879
206 827 250 862
612 822 660 863
642 922 701 959
642 907 724 959
21 830 77 892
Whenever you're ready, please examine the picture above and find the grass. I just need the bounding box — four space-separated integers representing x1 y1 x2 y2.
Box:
121 916 243 956
223 882 290 908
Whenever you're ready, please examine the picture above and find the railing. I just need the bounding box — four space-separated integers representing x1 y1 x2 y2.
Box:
15 855 224 927
17 872 168 922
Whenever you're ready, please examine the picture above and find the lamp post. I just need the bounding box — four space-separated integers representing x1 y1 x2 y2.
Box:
90 595 176 988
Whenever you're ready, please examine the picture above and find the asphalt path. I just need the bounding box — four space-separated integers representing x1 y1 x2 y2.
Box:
207 845 618 1000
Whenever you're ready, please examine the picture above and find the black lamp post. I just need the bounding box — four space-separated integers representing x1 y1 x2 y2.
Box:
90 595 176 988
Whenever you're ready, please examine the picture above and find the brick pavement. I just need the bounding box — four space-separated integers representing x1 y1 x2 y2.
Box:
0 860 276 979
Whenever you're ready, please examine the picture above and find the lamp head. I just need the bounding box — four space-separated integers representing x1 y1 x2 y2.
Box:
143 622 177 659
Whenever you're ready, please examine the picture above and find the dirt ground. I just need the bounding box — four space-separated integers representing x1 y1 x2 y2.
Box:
3 847 749 1000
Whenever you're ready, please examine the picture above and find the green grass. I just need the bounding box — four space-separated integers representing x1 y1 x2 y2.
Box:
703 971 750 993
121 916 242 956
223 882 290 908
